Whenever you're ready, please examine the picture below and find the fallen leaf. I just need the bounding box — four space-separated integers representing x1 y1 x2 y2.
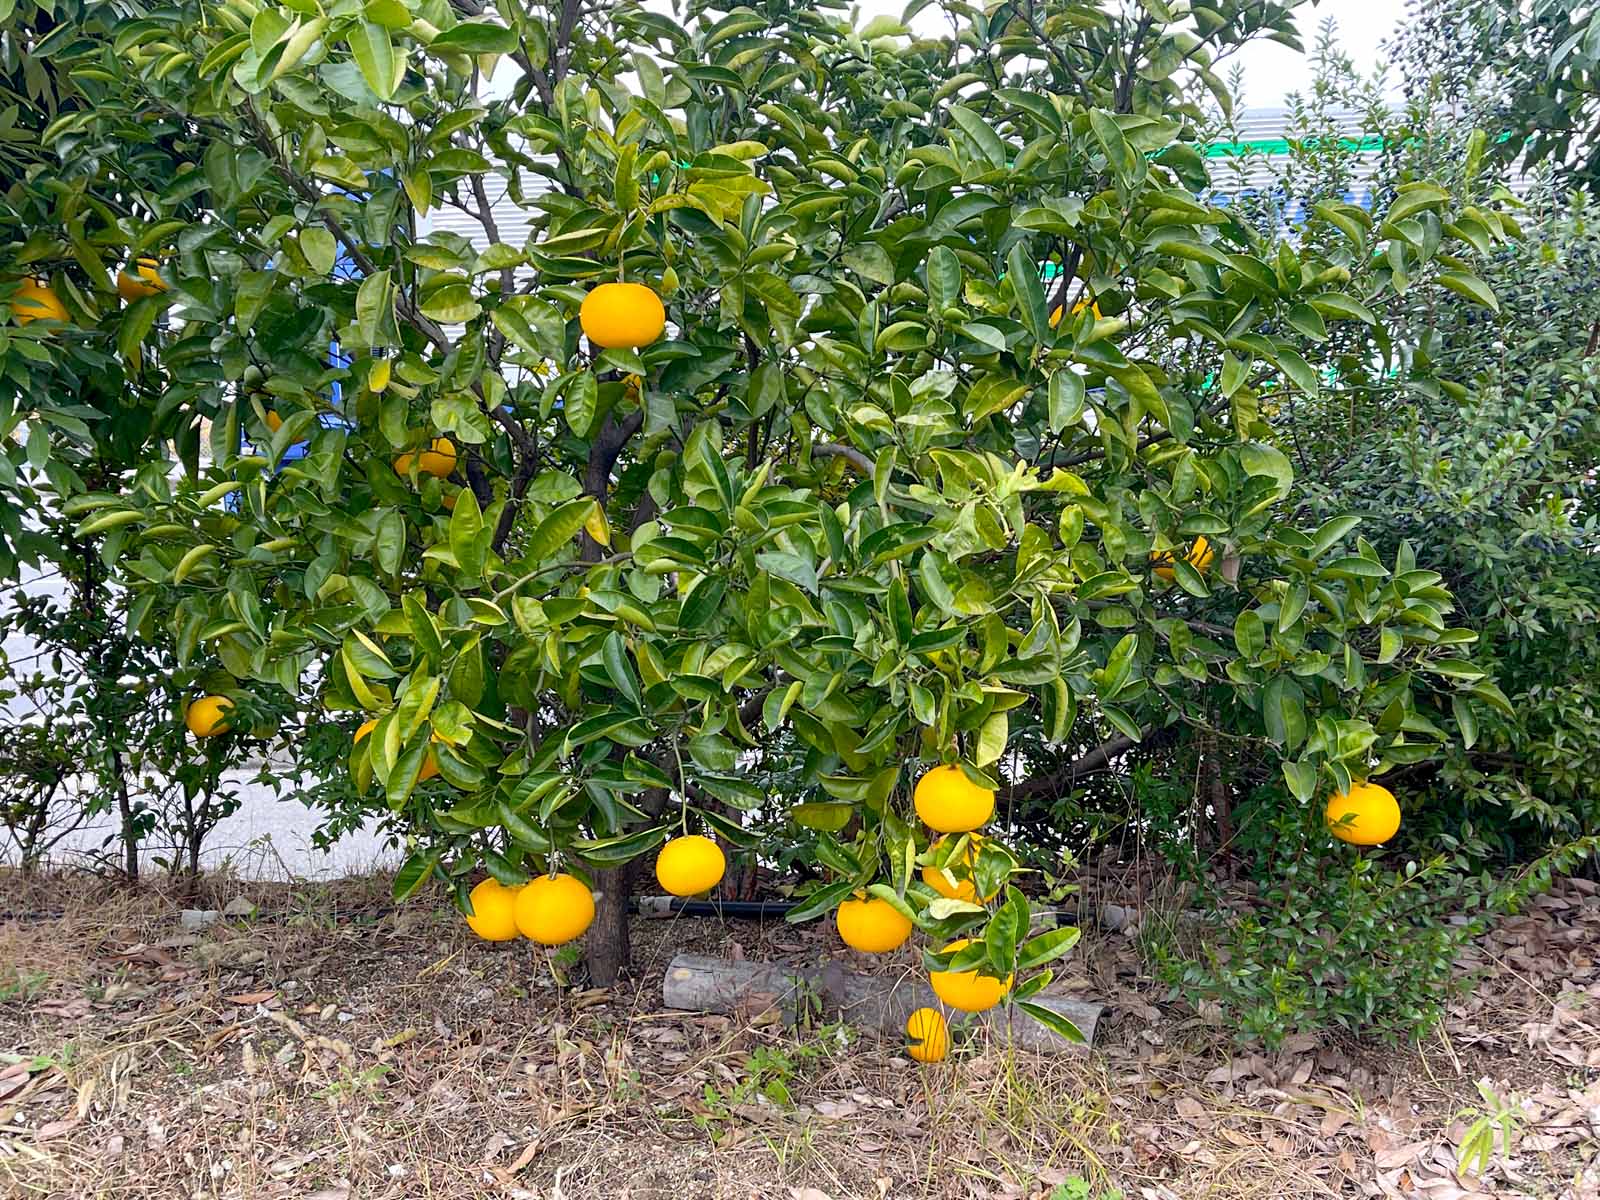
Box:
225 990 277 1005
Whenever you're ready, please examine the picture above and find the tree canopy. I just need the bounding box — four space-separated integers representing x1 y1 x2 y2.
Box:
1 0 1513 991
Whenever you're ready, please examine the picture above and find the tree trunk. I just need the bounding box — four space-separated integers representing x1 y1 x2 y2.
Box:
1203 732 1232 856
113 750 138 882
584 864 631 987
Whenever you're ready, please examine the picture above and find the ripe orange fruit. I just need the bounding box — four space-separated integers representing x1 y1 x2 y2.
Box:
11 277 67 325
513 873 596 945
929 939 1011 1012
264 410 284 433
905 1006 949 1062
922 833 999 903
441 489 458 511
464 877 522 942
1152 535 1215 581
1326 781 1401 846
417 436 457 477
116 258 166 302
1048 296 1100 327
835 893 913 953
353 718 441 781
579 281 666 349
185 695 235 738
394 437 456 479
655 835 726 897
913 764 995 833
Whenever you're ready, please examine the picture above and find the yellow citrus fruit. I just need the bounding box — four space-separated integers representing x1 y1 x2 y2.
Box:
835 893 913 953
1048 296 1101 327
264 410 284 433
913 764 995 833
116 258 166 302
441 489 458 511
1152 535 1215 581
418 739 441 782
579 281 666 349
922 833 999 903
513 873 596 945
1326 781 1401 846
417 436 457 477
905 1006 950 1063
11 277 68 325
929 939 1012 1013
354 719 441 781
185 695 235 738
393 437 456 479
655 834 726 897
464 877 522 941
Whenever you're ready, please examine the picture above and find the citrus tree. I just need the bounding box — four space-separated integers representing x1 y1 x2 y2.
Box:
5 0 1512 1015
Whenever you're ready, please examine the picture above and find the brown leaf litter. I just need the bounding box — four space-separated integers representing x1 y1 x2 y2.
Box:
0 870 1593 1199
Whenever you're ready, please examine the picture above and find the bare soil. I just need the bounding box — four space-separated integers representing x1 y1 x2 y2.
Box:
0 870 1595 1200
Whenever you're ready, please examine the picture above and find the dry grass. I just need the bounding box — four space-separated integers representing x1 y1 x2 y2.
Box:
0 869 1595 1200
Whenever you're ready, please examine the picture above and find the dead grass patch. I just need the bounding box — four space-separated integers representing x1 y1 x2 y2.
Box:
0 868 1594 1199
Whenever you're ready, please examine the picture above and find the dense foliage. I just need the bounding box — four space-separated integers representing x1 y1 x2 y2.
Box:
1401 0 1600 197
1141 24 1600 1045
0 0 1517 1025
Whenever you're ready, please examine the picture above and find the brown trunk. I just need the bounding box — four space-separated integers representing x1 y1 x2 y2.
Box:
1200 733 1231 860
113 749 138 882
584 864 631 987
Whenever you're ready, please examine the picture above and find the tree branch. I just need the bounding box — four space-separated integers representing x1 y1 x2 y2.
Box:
1004 729 1166 803
814 442 875 475
580 408 644 562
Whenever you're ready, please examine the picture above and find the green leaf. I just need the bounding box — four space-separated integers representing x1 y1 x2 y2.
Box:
1017 1000 1086 1044
947 104 1007 168
1048 370 1085 432
790 802 854 832
975 708 1008 768
1279 580 1308 631
565 371 597 437
1006 241 1049 341
784 879 859 924
926 245 961 310
391 850 439 901
1016 925 1080 971
1452 695 1479 750
602 630 642 710
348 21 400 101
419 282 480 324
1234 609 1266 658
1282 758 1317 801
118 294 161 361
449 486 486 579
1308 292 1376 323
679 574 727 629
524 497 592 561
374 509 406 574
429 19 519 53
300 227 336 276
1436 271 1500 313
1089 109 1138 182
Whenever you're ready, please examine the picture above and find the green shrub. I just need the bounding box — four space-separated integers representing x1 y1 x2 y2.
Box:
1151 789 1478 1047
